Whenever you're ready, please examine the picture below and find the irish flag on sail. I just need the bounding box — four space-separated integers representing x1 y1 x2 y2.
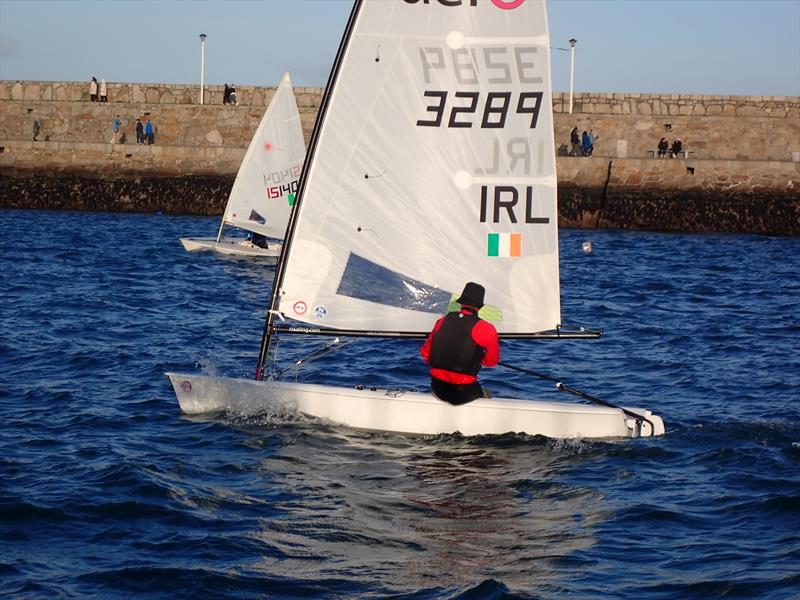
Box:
487 233 522 257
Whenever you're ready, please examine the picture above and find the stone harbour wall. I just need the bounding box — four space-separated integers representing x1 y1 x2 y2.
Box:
2 155 796 234
557 158 799 235
3 79 797 115
2 80 798 160
1 169 233 215
0 94 319 149
0 80 319 108
1 80 799 234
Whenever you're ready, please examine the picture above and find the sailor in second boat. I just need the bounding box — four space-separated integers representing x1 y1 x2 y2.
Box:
420 282 500 405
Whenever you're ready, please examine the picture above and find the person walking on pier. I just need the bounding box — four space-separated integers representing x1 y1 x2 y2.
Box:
145 118 154 145
588 129 597 156
99 79 108 102
111 114 122 144
89 77 98 102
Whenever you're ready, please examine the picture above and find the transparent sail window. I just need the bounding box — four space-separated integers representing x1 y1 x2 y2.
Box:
336 253 451 314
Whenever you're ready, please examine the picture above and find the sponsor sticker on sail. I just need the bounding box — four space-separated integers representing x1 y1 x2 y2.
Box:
487 233 522 257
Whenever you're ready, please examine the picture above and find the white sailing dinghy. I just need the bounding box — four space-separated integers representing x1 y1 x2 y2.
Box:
179 72 306 259
168 0 665 438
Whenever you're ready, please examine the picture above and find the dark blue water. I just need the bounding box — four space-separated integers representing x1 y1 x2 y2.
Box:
2 208 799 599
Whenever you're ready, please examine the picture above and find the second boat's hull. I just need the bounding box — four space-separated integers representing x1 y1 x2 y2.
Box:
179 237 282 259
166 372 665 439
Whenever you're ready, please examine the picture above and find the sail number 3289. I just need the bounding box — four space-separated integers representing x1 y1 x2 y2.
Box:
416 91 543 129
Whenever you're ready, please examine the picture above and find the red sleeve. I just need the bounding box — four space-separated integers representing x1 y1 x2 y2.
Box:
420 317 444 364
471 320 500 367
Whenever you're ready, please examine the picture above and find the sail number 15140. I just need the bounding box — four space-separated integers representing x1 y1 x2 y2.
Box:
416 90 543 129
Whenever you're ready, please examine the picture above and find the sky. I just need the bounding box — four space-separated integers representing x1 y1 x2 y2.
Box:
0 0 798 97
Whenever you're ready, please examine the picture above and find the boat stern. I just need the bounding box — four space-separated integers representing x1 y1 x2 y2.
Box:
622 407 666 437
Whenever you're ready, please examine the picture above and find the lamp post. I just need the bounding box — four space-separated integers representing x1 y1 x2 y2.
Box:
199 33 207 105
568 38 577 114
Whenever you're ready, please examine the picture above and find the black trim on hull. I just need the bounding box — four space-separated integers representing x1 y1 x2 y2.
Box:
272 325 602 340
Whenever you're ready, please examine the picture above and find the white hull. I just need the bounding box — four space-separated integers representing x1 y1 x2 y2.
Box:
179 237 282 259
166 373 665 439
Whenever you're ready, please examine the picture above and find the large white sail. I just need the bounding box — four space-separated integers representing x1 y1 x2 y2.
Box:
276 0 559 336
219 72 305 241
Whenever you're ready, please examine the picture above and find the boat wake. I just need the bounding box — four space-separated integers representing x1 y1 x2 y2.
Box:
224 399 324 427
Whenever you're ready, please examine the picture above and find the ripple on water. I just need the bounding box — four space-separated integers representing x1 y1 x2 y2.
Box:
1 211 800 599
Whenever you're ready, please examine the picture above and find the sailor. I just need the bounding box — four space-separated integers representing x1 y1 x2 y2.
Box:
420 282 499 405
251 233 268 248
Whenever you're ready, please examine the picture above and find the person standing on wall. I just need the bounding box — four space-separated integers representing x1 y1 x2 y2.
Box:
98 79 108 102
420 282 500 405
588 129 597 156
135 118 144 144
569 126 581 157
89 77 98 102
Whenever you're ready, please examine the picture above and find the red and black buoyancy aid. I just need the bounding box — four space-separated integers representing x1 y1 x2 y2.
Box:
428 310 486 376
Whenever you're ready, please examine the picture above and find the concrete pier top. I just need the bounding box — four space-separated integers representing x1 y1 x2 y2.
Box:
2 79 798 116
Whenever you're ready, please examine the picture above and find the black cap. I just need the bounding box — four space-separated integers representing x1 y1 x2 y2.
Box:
456 282 485 309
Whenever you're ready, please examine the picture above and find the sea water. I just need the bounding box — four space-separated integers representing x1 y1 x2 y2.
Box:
1 208 798 599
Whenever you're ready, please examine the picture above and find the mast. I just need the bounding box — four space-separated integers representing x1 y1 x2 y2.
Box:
214 218 226 244
255 0 365 379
